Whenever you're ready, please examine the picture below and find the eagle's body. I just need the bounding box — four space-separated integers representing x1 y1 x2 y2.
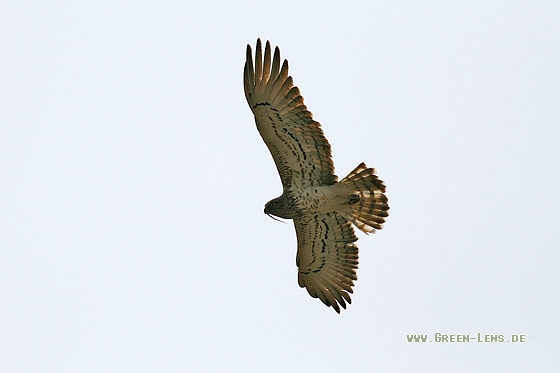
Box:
244 39 389 313
266 185 357 219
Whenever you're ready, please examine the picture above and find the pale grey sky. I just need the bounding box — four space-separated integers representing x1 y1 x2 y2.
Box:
1 1 559 372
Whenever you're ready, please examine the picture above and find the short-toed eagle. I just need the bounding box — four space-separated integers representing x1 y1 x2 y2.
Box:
244 39 389 313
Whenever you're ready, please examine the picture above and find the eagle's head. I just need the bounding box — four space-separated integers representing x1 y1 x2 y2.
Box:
264 195 293 220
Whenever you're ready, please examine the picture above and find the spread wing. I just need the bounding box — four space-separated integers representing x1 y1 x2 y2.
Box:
294 213 359 313
244 39 337 188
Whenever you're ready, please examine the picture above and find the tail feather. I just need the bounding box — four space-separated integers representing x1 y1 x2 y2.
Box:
339 163 389 234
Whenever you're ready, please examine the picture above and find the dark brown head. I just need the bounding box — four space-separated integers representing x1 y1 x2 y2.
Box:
264 195 294 220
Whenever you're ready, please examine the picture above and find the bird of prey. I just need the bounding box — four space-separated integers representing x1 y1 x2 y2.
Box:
243 39 389 313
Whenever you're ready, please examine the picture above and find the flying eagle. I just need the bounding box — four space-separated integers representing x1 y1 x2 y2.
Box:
244 39 389 313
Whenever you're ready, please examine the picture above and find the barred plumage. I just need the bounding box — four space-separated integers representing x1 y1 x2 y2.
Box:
244 39 389 313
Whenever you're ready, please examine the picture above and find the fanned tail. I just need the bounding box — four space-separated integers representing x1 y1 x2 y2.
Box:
338 163 389 234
